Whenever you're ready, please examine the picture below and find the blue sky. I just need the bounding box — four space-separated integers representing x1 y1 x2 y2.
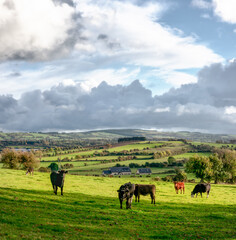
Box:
1 0 236 133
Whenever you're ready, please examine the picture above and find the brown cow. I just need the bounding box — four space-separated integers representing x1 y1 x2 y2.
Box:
134 184 156 204
174 181 185 194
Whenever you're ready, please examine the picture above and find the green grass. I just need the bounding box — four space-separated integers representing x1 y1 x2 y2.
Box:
41 141 169 161
191 142 236 148
174 152 212 159
0 169 235 240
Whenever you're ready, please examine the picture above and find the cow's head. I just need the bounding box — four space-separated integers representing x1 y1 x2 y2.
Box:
117 186 130 200
191 191 194 198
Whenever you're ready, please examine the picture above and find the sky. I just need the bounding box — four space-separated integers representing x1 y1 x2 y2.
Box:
1 0 236 133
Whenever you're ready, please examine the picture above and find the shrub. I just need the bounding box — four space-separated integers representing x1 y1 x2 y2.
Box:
38 167 50 172
48 163 59 171
62 163 74 169
162 175 174 182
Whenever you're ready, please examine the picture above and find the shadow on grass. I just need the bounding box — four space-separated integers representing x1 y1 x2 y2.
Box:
0 187 235 240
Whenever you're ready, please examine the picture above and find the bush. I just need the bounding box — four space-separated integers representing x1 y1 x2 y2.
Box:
62 163 74 169
162 175 174 182
1 148 39 170
173 168 187 182
48 163 59 171
38 167 50 172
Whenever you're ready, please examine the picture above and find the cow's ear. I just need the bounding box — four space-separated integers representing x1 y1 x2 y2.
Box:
65 171 68 173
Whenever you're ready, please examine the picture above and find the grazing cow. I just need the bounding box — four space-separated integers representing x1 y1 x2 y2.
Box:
26 167 34 175
117 182 135 209
174 181 185 194
191 183 211 198
50 170 68 195
134 184 156 204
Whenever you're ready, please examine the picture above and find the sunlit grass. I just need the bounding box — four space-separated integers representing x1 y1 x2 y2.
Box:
0 169 235 239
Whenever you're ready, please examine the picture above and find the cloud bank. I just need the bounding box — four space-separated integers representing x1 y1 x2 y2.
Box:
192 0 236 24
1 61 236 133
0 0 223 67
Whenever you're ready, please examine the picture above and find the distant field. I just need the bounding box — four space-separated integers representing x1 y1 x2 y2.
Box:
191 142 236 148
174 152 212 159
41 141 166 161
22 141 219 176
0 169 235 240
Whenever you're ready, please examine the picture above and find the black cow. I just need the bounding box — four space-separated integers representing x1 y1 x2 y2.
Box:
117 182 135 209
191 183 211 198
134 184 156 204
50 170 68 195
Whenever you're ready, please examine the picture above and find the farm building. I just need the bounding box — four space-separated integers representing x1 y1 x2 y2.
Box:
102 170 112 175
103 167 131 175
136 168 152 175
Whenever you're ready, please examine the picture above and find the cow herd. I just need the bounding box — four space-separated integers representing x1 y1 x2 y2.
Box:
117 181 211 209
49 171 211 209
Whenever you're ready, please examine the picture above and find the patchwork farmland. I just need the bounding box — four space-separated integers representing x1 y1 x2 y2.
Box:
0 137 236 239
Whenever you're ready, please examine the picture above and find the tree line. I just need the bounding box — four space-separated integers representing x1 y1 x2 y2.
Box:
0 148 40 170
185 149 236 183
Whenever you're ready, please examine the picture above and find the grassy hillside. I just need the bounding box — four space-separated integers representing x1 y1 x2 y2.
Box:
1 129 236 143
0 169 235 240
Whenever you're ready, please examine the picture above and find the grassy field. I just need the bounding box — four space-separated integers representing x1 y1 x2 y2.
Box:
40 141 167 161
0 169 235 240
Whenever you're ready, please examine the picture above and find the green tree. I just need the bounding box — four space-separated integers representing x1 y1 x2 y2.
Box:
173 167 187 182
214 149 236 183
19 151 40 170
48 163 59 172
209 154 223 183
185 155 212 182
1 148 19 169
168 156 176 165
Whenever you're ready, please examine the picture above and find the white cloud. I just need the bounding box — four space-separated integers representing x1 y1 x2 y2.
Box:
225 106 236 115
212 0 236 24
191 0 212 9
73 0 223 69
152 69 198 88
78 68 141 91
154 107 170 113
2 61 236 133
0 0 75 61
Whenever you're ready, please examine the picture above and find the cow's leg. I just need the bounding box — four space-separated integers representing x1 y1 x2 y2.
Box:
196 193 198 198
183 187 185 194
126 196 133 209
55 186 58 195
126 199 129 209
135 195 137 202
207 191 210 198
151 193 155 204
61 186 63 196
129 196 133 209
138 194 140 202
120 199 123 209
53 185 56 194
200 192 202 198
